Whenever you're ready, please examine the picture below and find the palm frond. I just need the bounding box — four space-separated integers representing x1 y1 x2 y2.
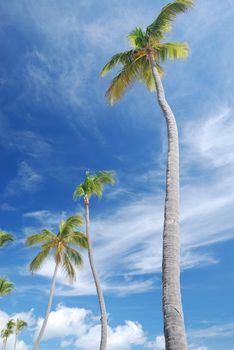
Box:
146 0 193 40
60 215 83 238
0 230 14 247
29 246 52 273
73 184 85 199
26 230 55 246
105 56 145 105
95 171 116 186
15 319 27 333
128 27 147 49
64 232 88 249
0 278 14 296
158 42 189 60
100 50 134 77
64 246 83 268
62 254 76 282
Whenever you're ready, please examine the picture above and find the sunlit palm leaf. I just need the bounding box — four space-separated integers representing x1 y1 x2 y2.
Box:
64 246 83 268
0 230 14 247
100 50 134 77
105 56 146 104
15 319 27 334
64 232 88 249
158 42 189 60
0 278 14 296
29 246 52 273
128 27 147 49
146 0 193 40
60 215 83 238
26 230 55 246
62 254 76 282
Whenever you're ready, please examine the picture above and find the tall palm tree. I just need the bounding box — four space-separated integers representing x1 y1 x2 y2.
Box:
1 319 15 350
13 319 27 350
26 214 87 350
101 1 193 349
0 230 14 247
73 171 115 350
0 278 14 297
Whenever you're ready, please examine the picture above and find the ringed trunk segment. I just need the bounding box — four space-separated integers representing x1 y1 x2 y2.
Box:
84 200 108 350
32 263 59 350
149 54 187 350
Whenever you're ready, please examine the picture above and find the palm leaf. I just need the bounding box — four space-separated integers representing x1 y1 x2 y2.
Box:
62 254 76 282
26 230 55 246
100 50 134 77
15 319 27 333
128 27 147 49
158 42 189 60
0 278 14 296
0 230 14 247
29 246 52 273
64 232 88 249
146 0 193 40
60 215 83 238
105 56 146 105
64 246 83 268
95 171 116 185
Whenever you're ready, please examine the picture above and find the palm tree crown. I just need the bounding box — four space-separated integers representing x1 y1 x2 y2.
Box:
15 319 27 335
73 171 115 200
1 319 15 339
101 0 193 104
26 214 88 282
0 278 14 297
0 230 14 248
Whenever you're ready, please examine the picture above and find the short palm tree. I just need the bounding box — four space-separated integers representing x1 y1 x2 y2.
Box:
0 278 14 297
101 1 193 349
26 214 88 350
13 319 27 350
1 319 15 350
74 171 115 350
0 230 14 247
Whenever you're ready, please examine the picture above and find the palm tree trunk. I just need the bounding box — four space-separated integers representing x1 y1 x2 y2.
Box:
2 339 6 350
32 262 59 350
84 195 108 350
13 333 17 350
149 54 187 350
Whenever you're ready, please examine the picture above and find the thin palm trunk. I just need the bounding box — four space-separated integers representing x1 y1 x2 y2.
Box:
2 339 6 350
13 333 17 350
84 196 107 350
149 54 187 350
32 263 59 350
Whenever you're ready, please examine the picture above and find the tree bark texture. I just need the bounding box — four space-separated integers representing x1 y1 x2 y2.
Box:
32 263 59 350
149 54 187 350
84 196 108 350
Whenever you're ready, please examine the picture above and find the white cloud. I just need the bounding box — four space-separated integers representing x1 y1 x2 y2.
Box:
5 162 43 196
147 335 165 349
189 323 234 338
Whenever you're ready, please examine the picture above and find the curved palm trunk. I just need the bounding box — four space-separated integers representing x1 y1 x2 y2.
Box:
84 195 107 350
149 54 187 350
2 338 6 350
13 333 18 350
32 263 59 350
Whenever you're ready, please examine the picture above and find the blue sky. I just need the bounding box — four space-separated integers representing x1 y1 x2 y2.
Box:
0 0 234 349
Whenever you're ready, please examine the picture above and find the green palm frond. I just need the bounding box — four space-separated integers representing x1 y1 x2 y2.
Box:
73 184 85 199
146 0 193 40
0 278 14 296
95 171 116 185
64 231 88 249
105 56 146 104
26 230 55 246
0 230 14 247
29 246 52 273
64 246 83 268
60 215 83 238
15 319 27 333
128 27 147 49
100 50 134 77
62 254 76 282
158 42 189 60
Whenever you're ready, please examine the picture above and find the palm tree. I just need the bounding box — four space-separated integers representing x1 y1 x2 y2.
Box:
0 230 14 247
0 278 14 297
26 214 88 350
101 1 193 349
1 319 15 350
73 171 115 350
13 319 27 350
